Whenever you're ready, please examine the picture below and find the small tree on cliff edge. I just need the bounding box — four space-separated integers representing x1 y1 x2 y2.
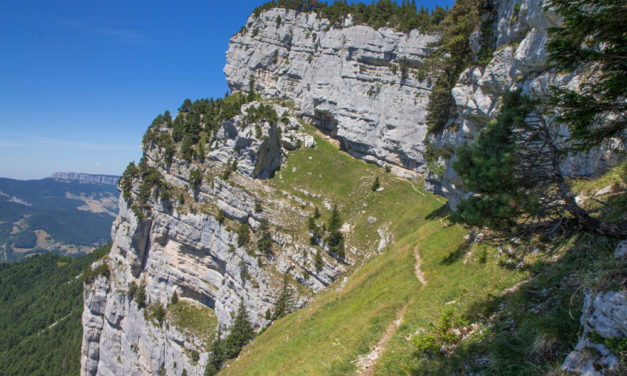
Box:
452 90 626 240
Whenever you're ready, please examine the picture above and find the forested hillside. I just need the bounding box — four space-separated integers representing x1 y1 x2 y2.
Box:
0 177 118 262
0 244 110 376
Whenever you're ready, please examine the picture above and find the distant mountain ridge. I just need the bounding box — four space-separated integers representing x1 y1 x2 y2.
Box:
0 176 118 262
51 172 120 186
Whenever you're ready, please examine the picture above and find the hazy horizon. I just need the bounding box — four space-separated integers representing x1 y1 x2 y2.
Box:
0 0 454 180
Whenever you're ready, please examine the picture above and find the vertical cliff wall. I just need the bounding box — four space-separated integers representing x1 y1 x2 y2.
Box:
225 8 439 178
424 0 623 208
80 103 345 376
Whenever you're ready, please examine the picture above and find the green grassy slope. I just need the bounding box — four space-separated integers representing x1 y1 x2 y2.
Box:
220 127 528 375
220 130 625 375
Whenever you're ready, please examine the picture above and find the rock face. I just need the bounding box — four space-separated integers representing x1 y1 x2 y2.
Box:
52 172 120 186
225 9 439 177
561 241 626 375
425 0 622 208
80 105 344 376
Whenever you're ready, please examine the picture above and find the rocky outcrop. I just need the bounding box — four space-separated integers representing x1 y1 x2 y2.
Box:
52 172 119 186
425 0 622 208
80 103 345 376
561 241 626 375
225 9 439 177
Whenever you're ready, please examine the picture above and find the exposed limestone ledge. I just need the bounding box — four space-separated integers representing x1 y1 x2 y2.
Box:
425 0 623 208
561 241 626 375
225 8 440 176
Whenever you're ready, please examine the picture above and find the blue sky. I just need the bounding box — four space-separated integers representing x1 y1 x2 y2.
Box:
0 0 454 180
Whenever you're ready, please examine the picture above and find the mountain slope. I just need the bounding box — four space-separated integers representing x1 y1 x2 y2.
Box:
79 1 625 375
0 177 118 262
0 244 110 376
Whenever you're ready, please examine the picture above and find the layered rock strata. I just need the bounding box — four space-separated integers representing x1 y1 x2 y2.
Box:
81 104 343 376
225 8 439 177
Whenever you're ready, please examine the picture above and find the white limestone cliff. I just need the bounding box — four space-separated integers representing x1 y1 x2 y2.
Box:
424 0 622 208
80 104 344 376
225 8 440 178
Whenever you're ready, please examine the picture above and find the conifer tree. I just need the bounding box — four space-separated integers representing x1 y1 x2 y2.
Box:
271 275 293 320
547 0 626 151
326 204 345 258
257 219 273 254
224 301 255 359
237 223 250 246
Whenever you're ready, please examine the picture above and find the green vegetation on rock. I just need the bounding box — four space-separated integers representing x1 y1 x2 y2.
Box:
253 0 447 33
0 243 111 376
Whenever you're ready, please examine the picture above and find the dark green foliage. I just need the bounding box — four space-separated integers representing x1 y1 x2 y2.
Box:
222 159 238 180
451 91 534 229
127 281 138 299
326 204 345 258
205 300 255 376
424 0 487 135
0 177 118 261
204 329 227 376
217 209 226 224
314 250 324 272
151 302 167 326
81 261 111 284
327 204 342 233
454 88 627 238
120 160 170 220
270 275 293 320
255 201 263 213
237 223 251 246
371 176 380 191
190 168 203 190
313 206 321 219
206 302 256 375
224 301 255 358
257 220 273 255
243 103 278 125
145 92 254 170
171 291 179 305
399 58 409 81
0 243 110 376
547 0 627 151
135 283 147 309
12 230 36 249
253 0 448 33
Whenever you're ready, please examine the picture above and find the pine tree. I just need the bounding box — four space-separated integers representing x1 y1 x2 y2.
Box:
135 283 146 309
453 90 627 239
224 301 255 359
327 204 342 233
271 275 293 320
314 251 324 272
371 176 380 191
170 291 179 305
546 0 626 151
237 223 250 246
204 329 226 376
326 204 345 258
257 219 273 254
